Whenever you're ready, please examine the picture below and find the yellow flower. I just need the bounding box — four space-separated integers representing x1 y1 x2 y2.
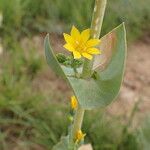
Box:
63 26 101 60
71 96 78 109
76 130 86 143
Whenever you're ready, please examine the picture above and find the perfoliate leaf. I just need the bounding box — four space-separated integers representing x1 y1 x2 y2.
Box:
44 23 127 109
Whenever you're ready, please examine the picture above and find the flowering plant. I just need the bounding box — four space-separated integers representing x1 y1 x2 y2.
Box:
44 0 126 149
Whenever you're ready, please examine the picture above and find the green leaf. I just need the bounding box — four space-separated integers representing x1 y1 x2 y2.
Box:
52 136 69 150
67 23 127 109
44 34 66 78
44 23 127 109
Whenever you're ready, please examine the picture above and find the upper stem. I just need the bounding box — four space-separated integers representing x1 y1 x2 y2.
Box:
82 0 107 78
91 0 107 38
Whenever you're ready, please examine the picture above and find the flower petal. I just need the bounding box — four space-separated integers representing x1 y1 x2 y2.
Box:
82 52 92 60
63 43 75 52
63 33 74 44
86 39 100 47
73 51 81 59
87 48 101 54
81 29 90 42
71 26 81 40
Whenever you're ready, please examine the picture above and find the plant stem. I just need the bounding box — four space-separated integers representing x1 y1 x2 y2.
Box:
72 105 85 139
69 0 107 149
69 105 85 150
82 0 107 78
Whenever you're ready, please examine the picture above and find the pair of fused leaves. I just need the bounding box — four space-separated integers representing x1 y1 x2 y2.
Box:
45 23 127 110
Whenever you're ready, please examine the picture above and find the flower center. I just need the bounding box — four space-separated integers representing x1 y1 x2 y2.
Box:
75 40 87 53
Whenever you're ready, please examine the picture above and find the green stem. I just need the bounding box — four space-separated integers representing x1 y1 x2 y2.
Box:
91 0 107 38
72 105 85 140
69 105 85 149
69 0 107 149
82 0 107 78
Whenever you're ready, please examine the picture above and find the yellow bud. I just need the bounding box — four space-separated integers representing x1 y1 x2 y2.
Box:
71 96 78 110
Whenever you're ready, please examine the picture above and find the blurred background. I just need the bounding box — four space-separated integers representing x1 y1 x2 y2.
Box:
0 0 150 149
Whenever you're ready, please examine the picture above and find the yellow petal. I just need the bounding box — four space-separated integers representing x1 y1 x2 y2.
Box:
86 39 100 47
87 48 101 54
63 43 75 52
82 52 92 60
63 33 74 45
81 29 90 42
73 51 81 59
71 26 81 40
